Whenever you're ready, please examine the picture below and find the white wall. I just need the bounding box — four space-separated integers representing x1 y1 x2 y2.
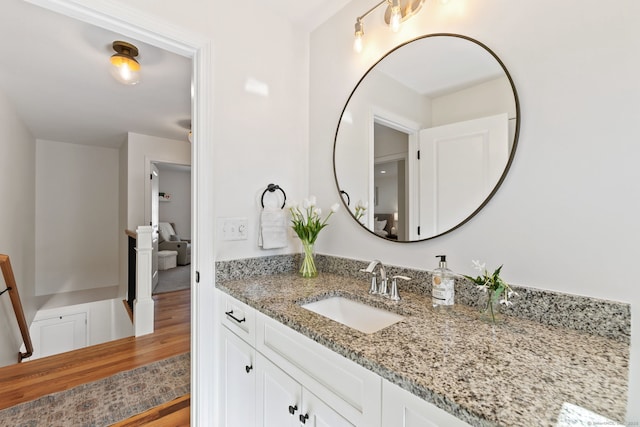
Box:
310 0 640 421
35 140 119 295
157 166 191 239
107 0 309 261
0 89 37 366
125 133 191 230
431 76 515 127
336 69 429 221
123 133 190 297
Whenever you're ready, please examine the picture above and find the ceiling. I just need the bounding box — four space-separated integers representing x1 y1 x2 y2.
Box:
261 0 352 30
0 0 350 149
376 36 505 97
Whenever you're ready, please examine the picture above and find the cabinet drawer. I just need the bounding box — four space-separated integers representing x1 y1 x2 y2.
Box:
256 312 381 426
217 289 256 345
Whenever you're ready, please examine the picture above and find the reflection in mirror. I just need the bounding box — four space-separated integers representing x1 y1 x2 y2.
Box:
334 34 520 242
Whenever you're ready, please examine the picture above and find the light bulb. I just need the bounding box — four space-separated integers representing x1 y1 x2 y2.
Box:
390 7 401 32
110 41 141 85
389 0 402 32
354 33 363 53
353 18 364 53
110 59 140 85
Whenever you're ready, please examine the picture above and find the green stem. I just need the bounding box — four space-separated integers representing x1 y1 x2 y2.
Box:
489 298 495 323
300 240 318 278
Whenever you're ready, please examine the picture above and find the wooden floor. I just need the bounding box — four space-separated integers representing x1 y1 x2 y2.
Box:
0 289 191 424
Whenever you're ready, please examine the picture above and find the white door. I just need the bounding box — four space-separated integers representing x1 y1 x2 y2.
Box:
150 163 159 287
29 312 87 360
221 327 256 427
256 353 301 427
418 113 508 237
302 388 354 427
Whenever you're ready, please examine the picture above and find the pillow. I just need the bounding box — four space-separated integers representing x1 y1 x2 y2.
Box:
374 219 387 232
169 234 180 241
158 222 175 242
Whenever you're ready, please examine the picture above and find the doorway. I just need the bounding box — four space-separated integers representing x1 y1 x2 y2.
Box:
373 122 409 240
18 1 215 423
152 162 192 294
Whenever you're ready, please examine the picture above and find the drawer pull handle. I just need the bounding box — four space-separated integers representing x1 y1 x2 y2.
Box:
288 404 298 415
245 364 253 373
225 310 246 324
299 413 309 424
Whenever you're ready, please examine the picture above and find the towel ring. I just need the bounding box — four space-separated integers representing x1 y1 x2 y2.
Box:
261 184 286 209
340 190 350 206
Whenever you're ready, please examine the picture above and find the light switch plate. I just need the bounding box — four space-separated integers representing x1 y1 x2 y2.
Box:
221 217 248 241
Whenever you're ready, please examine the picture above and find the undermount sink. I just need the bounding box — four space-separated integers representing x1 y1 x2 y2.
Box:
301 296 404 334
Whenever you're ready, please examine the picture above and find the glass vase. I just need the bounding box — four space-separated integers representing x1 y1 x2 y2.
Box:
299 240 318 278
480 293 502 323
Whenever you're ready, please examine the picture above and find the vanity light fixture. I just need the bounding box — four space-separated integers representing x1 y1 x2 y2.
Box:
110 41 140 85
353 0 425 52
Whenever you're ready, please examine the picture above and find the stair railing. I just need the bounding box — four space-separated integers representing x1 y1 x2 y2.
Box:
0 254 33 361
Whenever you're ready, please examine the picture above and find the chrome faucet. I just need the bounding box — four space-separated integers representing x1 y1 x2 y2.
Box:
390 275 411 301
360 260 387 295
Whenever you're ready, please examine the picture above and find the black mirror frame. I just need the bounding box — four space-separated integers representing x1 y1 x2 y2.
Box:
332 33 521 243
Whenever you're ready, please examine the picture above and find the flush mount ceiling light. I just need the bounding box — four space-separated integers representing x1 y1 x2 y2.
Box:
353 0 425 53
110 41 140 85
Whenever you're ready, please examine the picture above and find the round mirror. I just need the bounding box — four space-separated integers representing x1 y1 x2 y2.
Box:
333 34 520 242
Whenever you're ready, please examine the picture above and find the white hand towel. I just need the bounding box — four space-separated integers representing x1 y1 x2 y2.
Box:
258 206 288 249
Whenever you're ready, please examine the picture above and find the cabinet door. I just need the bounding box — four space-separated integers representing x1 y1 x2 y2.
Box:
30 312 87 359
300 389 354 427
382 380 471 427
256 353 301 427
221 327 256 427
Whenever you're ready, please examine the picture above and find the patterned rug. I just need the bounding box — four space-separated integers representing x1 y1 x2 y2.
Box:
0 353 190 426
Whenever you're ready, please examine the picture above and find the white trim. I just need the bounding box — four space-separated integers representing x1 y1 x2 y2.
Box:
368 106 421 239
22 1 216 425
144 156 191 229
134 225 154 336
24 0 206 55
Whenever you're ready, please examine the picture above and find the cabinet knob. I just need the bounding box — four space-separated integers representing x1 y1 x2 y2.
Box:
299 413 309 424
245 364 253 373
288 404 298 415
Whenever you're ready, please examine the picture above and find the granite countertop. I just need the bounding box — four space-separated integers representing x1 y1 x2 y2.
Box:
217 272 629 427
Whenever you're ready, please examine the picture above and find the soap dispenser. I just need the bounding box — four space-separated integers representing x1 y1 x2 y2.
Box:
432 255 454 308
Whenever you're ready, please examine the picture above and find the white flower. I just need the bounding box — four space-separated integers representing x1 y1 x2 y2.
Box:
330 203 340 213
472 260 485 272
355 200 368 210
308 195 317 207
508 290 519 298
476 284 489 293
313 207 322 217
499 299 513 306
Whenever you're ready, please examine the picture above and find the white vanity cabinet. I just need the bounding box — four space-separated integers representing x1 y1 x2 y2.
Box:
382 380 472 427
256 353 352 427
219 291 258 426
218 289 471 427
221 326 256 426
255 311 381 426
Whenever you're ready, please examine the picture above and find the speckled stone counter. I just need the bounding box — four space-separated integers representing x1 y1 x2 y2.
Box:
217 272 629 427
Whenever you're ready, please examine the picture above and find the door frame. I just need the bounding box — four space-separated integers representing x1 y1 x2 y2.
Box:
24 0 216 424
369 106 420 239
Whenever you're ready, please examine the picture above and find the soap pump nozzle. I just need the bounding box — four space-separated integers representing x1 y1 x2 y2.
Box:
436 255 447 268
